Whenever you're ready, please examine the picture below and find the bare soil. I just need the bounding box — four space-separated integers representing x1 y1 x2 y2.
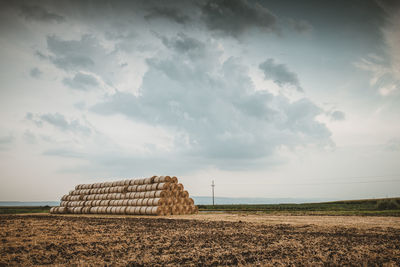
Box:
1 214 399 266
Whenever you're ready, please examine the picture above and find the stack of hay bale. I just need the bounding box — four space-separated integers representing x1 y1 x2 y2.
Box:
50 176 198 215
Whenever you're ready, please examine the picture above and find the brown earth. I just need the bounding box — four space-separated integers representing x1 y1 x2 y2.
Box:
0 214 399 266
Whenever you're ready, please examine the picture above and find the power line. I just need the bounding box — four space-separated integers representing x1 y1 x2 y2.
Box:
216 178 400 186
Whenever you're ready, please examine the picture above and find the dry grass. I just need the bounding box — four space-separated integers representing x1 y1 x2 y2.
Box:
1 214 399 266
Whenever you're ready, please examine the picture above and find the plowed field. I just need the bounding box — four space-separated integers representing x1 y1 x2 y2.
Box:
1 214 399 266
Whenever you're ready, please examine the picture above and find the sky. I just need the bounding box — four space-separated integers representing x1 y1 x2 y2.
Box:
0 0 399 201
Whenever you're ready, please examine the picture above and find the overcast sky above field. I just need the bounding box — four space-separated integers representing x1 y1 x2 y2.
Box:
0 0 399 201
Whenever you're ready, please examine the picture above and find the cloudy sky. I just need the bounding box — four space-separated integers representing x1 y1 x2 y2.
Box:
0 0 399 201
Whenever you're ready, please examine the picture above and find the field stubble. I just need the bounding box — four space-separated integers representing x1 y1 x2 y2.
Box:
0 214 399 266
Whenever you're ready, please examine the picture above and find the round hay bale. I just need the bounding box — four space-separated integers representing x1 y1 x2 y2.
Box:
128 185 137 192
153 176 162 183
99 206 107 214
150 183 158 191
188 198 194 205
81 207 88 214
119 206 127 214
164 206 172 215
131 206 139 214
128 179 136 185
111 181 118 187
145 198 153 206
152 198 162 206
171 176 178 183
145 184 152 191
140 185 148 192
138 192 145 198
177 183 184 191
155 176 172 183
154 190 166 198
89 207 97 214
106 206 113 214
126 206 135 214
157 183 170 190
58 207 65 214
122 199 129 206
145 206 153 215
115 206 123 214
181 190 189 198
171 205 179 215
76 207 83 214
50 207 56 214
110 207 117 214
144 177 152 184
139 206 147 214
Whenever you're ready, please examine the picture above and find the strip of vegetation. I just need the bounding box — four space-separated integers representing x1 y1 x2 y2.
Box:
0 206 51 214
198 197 400 216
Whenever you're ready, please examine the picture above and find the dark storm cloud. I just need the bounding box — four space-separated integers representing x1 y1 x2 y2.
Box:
29 67 42 78
287 19 313 33
91 34 331 168
160 33 205 55
200 0 277 38
44 34 120 88
19 4 65 23
62 72 99 91
145 6 191 24
259 58 303 92
26 113 91 135
46 35 96 71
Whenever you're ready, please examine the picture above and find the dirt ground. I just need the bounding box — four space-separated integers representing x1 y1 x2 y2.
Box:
1 214 399 266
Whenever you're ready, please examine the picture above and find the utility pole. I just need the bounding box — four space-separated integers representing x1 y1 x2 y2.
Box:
211 180 215 206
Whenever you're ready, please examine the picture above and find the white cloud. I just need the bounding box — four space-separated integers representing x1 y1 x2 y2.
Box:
355 8 400 96
91 33 332 169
